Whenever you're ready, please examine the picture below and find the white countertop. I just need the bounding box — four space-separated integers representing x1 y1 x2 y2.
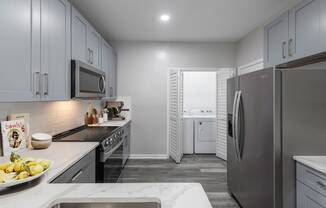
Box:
294 156 326 174
89 119 131 127
0 142 212 208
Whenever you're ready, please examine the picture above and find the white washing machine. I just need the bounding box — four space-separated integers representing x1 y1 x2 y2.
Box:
183 111 217 154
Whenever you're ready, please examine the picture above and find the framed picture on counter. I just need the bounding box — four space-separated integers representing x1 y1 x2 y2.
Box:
1 120 26 156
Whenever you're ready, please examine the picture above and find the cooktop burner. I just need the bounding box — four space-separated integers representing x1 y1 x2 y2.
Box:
53 126 119 143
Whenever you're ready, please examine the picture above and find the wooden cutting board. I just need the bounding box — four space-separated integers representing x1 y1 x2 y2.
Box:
7 113 31 148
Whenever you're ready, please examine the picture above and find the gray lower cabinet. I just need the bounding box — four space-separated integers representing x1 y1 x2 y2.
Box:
296 163 326 208
52 150 96 183
0 0 70 102
123 122 131 166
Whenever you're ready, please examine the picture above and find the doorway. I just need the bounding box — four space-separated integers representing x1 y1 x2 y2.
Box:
168 68 234 163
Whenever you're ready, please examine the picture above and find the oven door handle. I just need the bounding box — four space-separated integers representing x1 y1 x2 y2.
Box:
100 140 124 162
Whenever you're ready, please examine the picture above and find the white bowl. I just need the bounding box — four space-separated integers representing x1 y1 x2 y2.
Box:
31 133 52 149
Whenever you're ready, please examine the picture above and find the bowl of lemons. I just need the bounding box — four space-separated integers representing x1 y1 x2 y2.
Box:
0 152 52 188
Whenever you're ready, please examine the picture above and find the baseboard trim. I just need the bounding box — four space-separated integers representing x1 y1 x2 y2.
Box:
129 154 169 159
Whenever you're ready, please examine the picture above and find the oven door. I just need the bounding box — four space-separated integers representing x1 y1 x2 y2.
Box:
101 141 123 183
71 60 106 98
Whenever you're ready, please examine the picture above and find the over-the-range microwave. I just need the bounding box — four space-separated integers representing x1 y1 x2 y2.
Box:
71 60 106 99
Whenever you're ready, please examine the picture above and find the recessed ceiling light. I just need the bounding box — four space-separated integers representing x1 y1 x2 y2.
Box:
160 14 170 22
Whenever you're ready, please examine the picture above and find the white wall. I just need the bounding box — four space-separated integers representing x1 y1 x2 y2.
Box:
236 26 264 68
113 41 236 156
183 71 216 114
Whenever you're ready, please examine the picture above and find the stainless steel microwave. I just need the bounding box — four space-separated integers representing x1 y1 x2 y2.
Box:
71 60 106 99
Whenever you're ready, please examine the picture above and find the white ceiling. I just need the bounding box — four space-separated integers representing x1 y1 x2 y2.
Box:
71 0 300 42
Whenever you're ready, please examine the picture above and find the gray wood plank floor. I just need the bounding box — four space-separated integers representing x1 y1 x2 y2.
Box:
120 155 239 208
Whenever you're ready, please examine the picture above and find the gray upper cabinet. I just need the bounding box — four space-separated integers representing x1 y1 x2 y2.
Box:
0 0 70 102
264 12 289 67
0 0 41 102
87 26 101 69
264 0 326 66
71 6 102 69
289 0 321 60
71 6 88 63
41 0 71 101
101 39 117 99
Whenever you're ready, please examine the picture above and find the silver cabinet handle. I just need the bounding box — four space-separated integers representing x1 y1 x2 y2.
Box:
71 169 83 182
317 181 326 190
88 48 91 63
34 72 41 95
282 41 287 59
110 87 113 97
91 50 94 64
43 73 49 96
288 38 294 57
234 90 242 162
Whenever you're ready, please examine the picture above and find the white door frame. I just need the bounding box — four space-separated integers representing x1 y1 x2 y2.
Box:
167 67 222 162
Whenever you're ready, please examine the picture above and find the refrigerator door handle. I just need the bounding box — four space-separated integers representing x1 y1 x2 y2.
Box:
232 90 240 161
235 90 242 162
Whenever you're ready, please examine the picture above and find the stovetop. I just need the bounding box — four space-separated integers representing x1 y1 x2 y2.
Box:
53 126 119 143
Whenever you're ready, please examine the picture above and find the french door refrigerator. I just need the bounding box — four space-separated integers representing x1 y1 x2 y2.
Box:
227 67 326 208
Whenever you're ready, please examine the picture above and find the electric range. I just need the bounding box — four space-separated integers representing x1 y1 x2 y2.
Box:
54 125 124 183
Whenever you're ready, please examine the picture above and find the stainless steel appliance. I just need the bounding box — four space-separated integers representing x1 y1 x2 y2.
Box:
227 67 326 208
71 60 106 99
54 126 124 183
97 127 124 183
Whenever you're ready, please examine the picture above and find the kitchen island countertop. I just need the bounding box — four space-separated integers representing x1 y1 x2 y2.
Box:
0 142 211 208
294 156 326 175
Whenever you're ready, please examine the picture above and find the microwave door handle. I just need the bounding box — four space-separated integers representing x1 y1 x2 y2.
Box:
99 75 105 93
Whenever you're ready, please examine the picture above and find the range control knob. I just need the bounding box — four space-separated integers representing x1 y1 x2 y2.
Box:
110 138 113 144
104 140 109 146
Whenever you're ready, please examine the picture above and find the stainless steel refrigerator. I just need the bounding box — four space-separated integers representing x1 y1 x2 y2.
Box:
227 67 326 208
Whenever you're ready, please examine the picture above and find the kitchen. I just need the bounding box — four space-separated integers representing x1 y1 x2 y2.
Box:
1 0 326 208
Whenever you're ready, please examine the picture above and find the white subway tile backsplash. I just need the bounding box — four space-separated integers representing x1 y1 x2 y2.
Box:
0 100 101 137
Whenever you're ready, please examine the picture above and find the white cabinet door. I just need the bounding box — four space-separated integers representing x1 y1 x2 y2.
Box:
0 0 41 102
264 12 289 67
40 0 70 101
289 0 321 60
87 26 101 69
71 6 88 63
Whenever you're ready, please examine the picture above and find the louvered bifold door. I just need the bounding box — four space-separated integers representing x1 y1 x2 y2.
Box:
168 69 183 163
216 68 233 160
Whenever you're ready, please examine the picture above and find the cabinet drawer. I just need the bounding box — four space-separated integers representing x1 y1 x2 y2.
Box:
51 150 96 183
297 181 326 208
297 163 326 197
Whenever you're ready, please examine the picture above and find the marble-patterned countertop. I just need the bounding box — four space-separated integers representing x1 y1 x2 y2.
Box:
88 119 131 127
294 156 326 174
0 142 212 208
